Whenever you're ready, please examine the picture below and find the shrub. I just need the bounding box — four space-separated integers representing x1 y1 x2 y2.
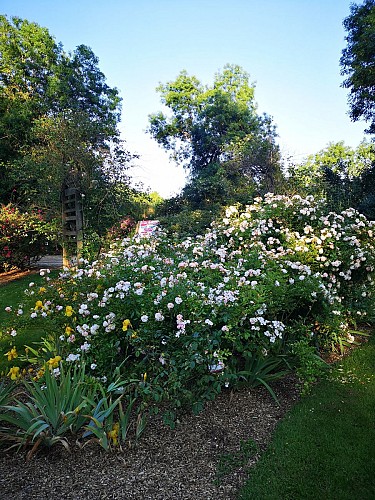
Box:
0 204 58 272
3 194 375 420
107 216 137 240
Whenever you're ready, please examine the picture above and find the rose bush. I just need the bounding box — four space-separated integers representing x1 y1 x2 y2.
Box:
3 194 375 419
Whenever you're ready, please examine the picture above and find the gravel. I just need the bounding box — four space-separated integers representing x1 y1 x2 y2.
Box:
0 376 299 500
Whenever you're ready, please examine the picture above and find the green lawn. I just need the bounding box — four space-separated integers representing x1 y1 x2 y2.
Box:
238 335 375 500
0 272 59 374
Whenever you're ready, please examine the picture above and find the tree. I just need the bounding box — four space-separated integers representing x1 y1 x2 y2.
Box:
289 141 375 213
0 15 143 264
0 15 126 213
149 65 282 220
340 0 375 134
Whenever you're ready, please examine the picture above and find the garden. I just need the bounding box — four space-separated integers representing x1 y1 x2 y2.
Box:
1 5 375 497
0 193 374 498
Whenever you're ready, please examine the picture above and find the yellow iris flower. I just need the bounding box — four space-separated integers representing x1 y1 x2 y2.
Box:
34 300 44 310
108 422 120 446
46 355 62 369
5 346 18 361
8 366 20 380
122 319 132 331
65 326 74 335
35 367 45 380
65 305 73 317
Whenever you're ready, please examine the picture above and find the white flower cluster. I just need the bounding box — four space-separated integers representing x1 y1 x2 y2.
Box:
9 193 374 377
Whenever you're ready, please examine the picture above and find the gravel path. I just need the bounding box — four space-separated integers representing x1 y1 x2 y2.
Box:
0 376 299 500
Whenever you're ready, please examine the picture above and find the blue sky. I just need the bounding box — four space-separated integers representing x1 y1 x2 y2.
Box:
2 0 368 197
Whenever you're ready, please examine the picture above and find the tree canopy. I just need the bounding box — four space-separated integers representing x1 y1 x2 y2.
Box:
0 14 131 225
0 14 147 244
148 65 283 234
340 0 375 134
289 140 375 216
148 65 281 188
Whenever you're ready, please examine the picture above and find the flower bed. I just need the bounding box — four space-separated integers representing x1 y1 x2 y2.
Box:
2 194 375 432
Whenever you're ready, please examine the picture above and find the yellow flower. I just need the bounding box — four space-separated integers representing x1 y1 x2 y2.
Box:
143 372 147 383
122 319 132 331
35 300 44 310
46 355 62 369
8 366 20 380
65 326 74 335
5 346 18 361
108 422 120 446
39 287 46 294
36 367 45 379
131 332 138 339
65 305 73 317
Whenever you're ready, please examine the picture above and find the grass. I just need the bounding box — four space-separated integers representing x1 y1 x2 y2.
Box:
238 335 375 500
0 271 59 374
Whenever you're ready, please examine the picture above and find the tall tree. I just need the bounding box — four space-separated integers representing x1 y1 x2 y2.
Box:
148 64 282 196
340 0 375 134
0 15 127 216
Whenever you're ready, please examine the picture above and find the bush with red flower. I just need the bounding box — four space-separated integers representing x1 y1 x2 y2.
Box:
107 216 137 240
0 205 58 272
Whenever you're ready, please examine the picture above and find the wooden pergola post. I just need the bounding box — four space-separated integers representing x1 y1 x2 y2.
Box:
62 187 83 267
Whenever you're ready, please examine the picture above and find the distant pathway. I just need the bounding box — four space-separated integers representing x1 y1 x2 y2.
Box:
0 255 63 285
34 255 63 269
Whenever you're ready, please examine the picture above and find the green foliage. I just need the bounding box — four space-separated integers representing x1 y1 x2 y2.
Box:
357 162 375 220
0 363 144 456
0 381 14 407
341 0 375 134
148 64 283 214
0 204 58 271
80 230 103 262
81 376 142 451
225 352 289 403
82 396 120 450
157 203 225 236
0 363 93 457
289 141 375 214
291 339 329 394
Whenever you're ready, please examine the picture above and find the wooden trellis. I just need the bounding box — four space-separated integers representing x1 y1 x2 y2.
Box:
62 187 83 267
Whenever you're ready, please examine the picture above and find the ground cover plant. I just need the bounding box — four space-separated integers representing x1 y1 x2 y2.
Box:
0 193 374 450
238 333 375 500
